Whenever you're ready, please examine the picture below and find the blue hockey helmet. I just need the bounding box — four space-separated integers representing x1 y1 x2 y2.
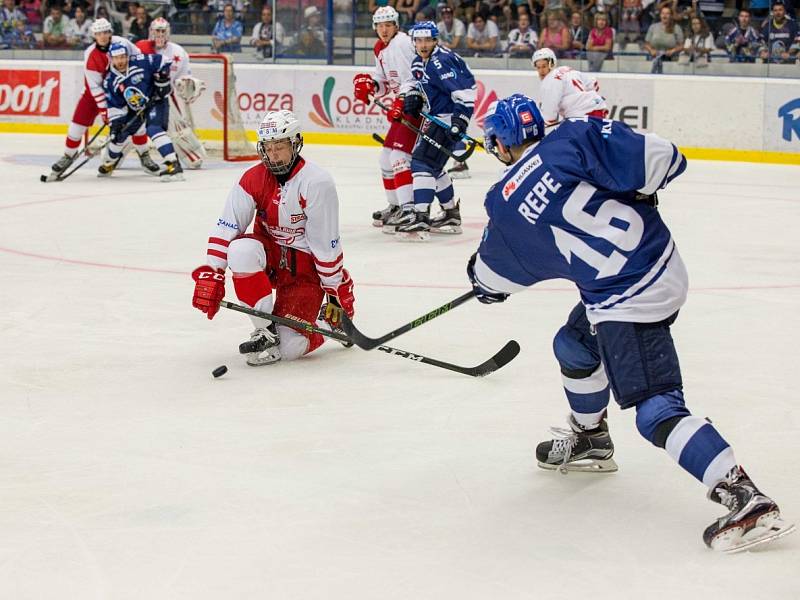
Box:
109 42 129 56
483 93 545 163
410 21 439 40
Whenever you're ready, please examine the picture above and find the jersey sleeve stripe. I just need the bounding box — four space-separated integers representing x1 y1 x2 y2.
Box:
474 254 529 295
207 248 227 260
313 254 343 268
209 236 231 247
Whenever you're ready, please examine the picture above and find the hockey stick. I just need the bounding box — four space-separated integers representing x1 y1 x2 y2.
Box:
420 110 485 149
372 99 477 163
40 123 108 183
220 299 517 377
372 133 386 145
340 290 477 350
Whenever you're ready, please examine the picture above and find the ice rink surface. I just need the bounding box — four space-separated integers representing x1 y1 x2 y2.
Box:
0 134 798 599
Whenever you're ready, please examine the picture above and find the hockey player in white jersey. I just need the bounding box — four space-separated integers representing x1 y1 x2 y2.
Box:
532 47 608 126
137 18 207 169
352 6 419 229
468 93 794 553
191 110 356 366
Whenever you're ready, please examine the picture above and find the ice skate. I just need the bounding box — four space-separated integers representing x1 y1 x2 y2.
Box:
382 203 415 234
704 466 795 553
97 154 122 177
430 200 462 234
536 412 618 474
51 152 77 175
372 203 400 228
396 208 430 242
139 151 160 176
239 324 282 366
447 161 471 179
159 159 185 182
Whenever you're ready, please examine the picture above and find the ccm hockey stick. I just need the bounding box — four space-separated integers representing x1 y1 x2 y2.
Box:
340 290 478 350
420 110 485 149
221 300 517 377
372 99 477 163
372 133 386 145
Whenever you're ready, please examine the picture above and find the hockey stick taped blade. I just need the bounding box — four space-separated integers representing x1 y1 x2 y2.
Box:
469 339 520 377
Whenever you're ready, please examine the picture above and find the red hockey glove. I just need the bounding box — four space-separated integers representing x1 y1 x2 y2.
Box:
99 108 109 125
192 265 225 320
387 96 405 123
322 269 355 326
353 73 376 104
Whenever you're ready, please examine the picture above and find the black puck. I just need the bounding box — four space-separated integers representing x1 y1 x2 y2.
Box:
212 365 228 378
40 174 48 182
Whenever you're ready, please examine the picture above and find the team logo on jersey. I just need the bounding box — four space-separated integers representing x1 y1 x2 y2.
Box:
520 110 533 124
123 86 148 110
290 212 305 224
131 73 143 85
501 153 543 201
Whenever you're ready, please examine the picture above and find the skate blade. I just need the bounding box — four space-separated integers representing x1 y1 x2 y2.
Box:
430 225 463 235
713 512 796 554
381 224 397 234
447 171 471 180
372 219 384 227
537 457 619 474
396 231 430 242
160 173 185 182
245 352 282 366
144 169 160 177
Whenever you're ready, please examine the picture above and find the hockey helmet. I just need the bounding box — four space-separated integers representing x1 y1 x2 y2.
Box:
150 17 171 44
91 18 113 34
531 47 557 69
410 21 439 40
483 94 545 164
257 110 304 176
372 6 399 29
109 41 129 57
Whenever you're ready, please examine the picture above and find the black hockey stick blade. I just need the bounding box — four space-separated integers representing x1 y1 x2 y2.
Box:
377 339 520 377
372 133 385 145
340 290 476 350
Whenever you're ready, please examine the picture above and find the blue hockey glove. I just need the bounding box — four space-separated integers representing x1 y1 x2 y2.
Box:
448 114 469 142
467 253 509 304
403 90 424 119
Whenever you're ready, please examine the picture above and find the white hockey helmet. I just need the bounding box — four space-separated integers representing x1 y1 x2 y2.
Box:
257 110 304 175
531 47 557 69
149 17 171 42
91 18 113 34
372 6 400 29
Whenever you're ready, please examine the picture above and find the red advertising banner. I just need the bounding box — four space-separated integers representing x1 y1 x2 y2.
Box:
0 69 61 116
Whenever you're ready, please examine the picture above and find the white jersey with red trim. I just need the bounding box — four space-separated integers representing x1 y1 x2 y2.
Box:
135 40 191 82
538 66 607 124
206 159 345 289
372 31 417 97
83 36 139 109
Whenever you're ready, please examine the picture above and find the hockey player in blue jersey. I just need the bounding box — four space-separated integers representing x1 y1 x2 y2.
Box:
467 93 794 553
100 42 183 180
387 21 476 241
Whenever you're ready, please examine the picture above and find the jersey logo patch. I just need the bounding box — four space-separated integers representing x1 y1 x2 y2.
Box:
502 153 543 201
520 110 533 124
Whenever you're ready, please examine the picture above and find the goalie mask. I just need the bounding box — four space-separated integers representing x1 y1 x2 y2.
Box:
257 110 303 176
150 17 170 49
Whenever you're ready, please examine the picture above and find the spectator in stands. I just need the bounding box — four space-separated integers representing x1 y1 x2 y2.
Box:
618 0 643 43
292 25 325 56
43 4 70 47
679 15 714 64
538 9 571 56
251 5 284 58
121 1 140 36
506 10 538 56
66 5 92 47
567 10 588 56
759 0 797 62
483 0 513 32
128 5 151 42
18 0 41 30
395 0 419 28
1 0 26 33
458 0 478 24
724 8 761 62
438 5 466 49
465 11 500 54
644 5 684 70
209 0 248 15
586 11 613 70
94 5 123 35
212 3 242 51
304 5 326 44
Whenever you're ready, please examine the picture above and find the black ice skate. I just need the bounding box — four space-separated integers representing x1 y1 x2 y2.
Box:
372 204 400 228
430 200 462 235
704 466 795 553
382 204 415 234
97 154 122 177
239 323 281 366
139 151 160 176
447 161 471 179
536 413 618 474
396 208 430 242
51 152 77 174
159 159 185 182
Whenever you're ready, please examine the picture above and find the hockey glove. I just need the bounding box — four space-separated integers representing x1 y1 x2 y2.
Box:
99 108 109 125
353 73 376 104
153 71 172 102
387 96 404 123
109 116 127 142
467 253 509 304
322 269 355 326
192 265 225 320
448 114 469 142
403 90 425 119
635 191 659 208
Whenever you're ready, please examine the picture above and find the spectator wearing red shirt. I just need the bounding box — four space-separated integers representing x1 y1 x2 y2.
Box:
586 11 613 70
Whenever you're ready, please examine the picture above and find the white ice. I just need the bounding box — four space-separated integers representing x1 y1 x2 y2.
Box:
0 134 798 599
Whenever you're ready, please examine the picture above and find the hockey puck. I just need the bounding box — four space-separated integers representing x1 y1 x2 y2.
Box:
40 174 48 182
212 365 228 378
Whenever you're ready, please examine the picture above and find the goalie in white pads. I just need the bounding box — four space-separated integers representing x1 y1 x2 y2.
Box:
190 110 356 366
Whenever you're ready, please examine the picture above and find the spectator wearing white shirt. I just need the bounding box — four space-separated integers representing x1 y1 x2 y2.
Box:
66 6 93 47
437 5 466 49
679 15 714 65
465 11 500 55
251 5 284 58
507 11 538 56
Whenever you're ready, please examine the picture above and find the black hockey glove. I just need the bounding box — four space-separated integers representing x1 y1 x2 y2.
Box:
153 71 172 102
467 253 510 304
402 90 424 119
109 116 127 142
635 191 659 208
448 114 469 142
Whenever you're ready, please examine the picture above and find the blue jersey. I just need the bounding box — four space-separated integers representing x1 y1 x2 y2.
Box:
411 45 476 123
103 54 171 121
474 118 689 324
